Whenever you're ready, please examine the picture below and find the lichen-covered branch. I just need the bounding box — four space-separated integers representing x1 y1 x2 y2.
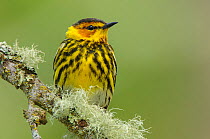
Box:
0 42 148 139
23 100 47 139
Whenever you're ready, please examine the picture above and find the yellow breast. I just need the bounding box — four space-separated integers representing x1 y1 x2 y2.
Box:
64 52 104 90
53 39 116 108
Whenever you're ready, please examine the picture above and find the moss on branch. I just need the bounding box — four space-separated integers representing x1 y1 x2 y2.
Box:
0 42 148 139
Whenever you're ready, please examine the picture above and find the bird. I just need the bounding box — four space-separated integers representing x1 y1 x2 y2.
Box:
53 18 117 109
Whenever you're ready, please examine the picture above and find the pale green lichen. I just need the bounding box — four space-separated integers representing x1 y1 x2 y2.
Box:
0 41 14 55
53 89 148 139
0 41 148 138
13 40 45 69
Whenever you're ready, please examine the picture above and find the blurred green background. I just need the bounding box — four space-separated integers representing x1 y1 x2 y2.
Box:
0 0 210 138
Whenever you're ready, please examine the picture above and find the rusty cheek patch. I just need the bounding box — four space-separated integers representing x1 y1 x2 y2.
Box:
78 29 96 38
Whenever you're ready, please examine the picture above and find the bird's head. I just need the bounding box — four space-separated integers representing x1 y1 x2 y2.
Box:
66 18 118 43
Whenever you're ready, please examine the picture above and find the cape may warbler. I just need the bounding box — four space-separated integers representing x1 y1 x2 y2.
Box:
53 18 117 109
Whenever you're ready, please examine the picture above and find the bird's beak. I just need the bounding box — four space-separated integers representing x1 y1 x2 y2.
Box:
102 22 118 29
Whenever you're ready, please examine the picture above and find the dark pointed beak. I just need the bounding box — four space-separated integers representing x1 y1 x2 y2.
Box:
102 22 118 29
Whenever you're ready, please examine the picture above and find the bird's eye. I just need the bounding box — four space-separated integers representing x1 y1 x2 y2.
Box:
87 25 95 30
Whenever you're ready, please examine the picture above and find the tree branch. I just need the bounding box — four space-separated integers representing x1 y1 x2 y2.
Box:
0 42 148 139
23 100 47 139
